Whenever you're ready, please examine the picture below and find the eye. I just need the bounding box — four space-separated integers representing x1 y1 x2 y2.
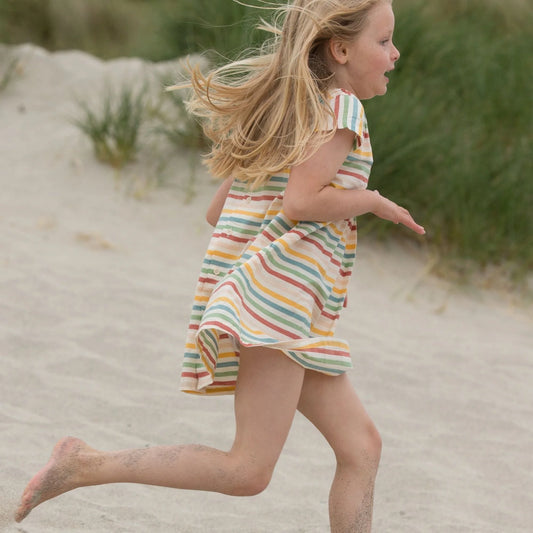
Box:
380 39 389 45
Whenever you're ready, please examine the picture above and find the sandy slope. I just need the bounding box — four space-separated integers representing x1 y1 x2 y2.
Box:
0 44 532 532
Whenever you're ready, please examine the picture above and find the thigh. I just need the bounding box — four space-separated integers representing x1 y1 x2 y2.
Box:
297 371 379 462
231 345 305 469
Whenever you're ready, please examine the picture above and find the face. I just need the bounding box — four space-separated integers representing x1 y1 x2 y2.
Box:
331 2 400 100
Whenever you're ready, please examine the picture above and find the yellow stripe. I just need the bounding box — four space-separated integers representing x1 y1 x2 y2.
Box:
332 286 347 295
354 148 372 158
218 351 238 359
328 222 345 237
310 325 334 336
300 338 349 350
230 208 265 219
185 385 236 395
206 249 241 261
204 386 236 394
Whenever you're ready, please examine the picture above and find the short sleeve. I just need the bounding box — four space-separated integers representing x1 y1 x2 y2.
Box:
325 89 366 146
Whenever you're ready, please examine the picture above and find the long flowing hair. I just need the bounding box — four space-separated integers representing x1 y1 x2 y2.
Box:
175 0 389 187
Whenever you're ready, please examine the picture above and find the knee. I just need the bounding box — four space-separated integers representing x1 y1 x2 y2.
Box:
227 461 273 497
365 421 382 465
337 420 382 471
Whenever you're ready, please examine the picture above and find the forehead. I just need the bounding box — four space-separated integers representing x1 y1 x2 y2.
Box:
364 3 395 33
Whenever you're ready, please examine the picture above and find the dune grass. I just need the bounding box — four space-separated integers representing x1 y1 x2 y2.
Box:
363 0 533 280
0 51 19 92
151 0 268 62
150 84 207 151
148 81 209 202
0 0 139 59
73 85 146 169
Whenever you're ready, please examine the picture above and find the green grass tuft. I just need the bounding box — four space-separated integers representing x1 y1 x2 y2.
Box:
73 84 147 169
0 51 20 92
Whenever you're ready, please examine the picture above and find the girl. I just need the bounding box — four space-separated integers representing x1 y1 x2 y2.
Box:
16 0 424 531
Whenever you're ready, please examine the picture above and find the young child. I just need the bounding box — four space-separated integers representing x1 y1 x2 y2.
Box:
16 1 424 531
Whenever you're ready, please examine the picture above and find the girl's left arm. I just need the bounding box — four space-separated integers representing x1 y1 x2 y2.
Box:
284 129 425 234
206 177 233 227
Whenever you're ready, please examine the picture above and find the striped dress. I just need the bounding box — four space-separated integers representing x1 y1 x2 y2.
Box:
181 88 373 395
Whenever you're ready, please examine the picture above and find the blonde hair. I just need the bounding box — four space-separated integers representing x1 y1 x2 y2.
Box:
178 0 390 187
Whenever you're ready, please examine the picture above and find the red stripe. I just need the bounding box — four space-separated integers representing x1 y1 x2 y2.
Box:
212 231 250 244
338 169 369 183
321 310 340 321
303 346 349 357
211 380 237 387
199 320 238 341
198 276 219 285
181 371 210 379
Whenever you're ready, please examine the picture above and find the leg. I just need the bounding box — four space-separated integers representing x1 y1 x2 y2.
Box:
297 371 382 533
16 346 305 522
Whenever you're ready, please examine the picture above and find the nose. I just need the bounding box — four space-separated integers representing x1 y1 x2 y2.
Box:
392 42 400 62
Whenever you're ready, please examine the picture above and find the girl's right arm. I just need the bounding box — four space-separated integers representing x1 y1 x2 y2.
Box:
284 129 425 235
206 177 233 227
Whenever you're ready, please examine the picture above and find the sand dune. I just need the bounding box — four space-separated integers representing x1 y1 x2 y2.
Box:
1 44 532 532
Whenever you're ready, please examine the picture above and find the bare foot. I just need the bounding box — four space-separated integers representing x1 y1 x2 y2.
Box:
15 437 92 522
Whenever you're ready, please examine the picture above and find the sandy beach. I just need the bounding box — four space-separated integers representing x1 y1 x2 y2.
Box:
1 44 532 532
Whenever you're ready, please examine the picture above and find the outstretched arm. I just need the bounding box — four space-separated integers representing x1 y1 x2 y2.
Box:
206 177 233 227
284 129 425 235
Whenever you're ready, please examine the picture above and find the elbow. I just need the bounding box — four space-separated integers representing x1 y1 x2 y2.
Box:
206 200 222 226
282 194 308 221
205 210 218 227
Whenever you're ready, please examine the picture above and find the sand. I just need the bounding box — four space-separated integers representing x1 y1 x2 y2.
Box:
1 44 532 532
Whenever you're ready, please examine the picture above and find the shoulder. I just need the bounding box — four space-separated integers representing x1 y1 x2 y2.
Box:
326 88 367 142
328 88 364 117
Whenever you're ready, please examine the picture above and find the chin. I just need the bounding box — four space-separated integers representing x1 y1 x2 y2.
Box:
363 90 386 101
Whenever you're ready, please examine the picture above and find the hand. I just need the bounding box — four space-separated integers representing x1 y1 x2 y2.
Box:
371 190 425 235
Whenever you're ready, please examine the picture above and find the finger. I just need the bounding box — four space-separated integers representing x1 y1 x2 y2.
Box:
399 213 425 234
403 220 425 234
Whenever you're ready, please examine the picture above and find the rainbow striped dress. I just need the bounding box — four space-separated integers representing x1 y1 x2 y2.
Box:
181 88 373 395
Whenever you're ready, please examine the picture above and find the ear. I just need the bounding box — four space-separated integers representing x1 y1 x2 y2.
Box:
328 38 349 65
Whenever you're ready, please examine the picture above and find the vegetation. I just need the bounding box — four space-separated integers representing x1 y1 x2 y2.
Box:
0 49 19 92
1 0 532 281
152 0 269 62
73 85 146 169
0 0 139 59
364 0 533 281
149 81 209 202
